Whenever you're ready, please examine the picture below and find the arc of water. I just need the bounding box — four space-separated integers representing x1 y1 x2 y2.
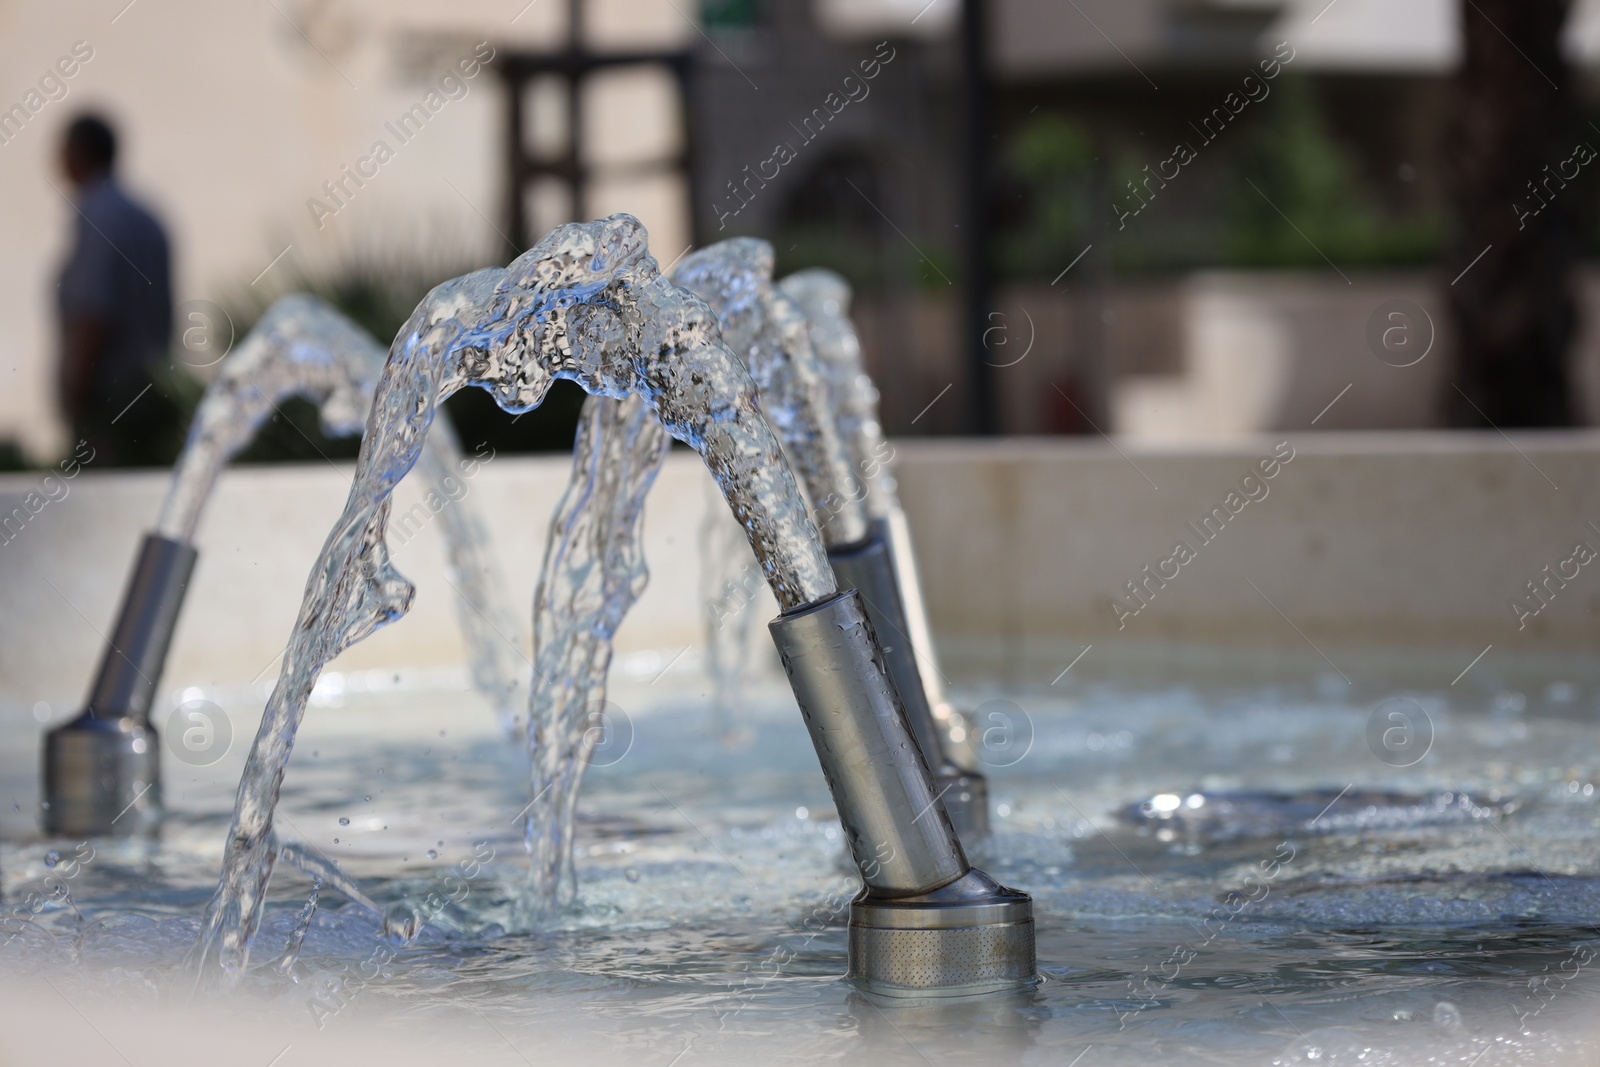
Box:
775 271 893 521
154 294 378 543
672 242 873 738
155 294 528 737
672 240 869 549
516 238 869 917
188 215 833 987
778 270 979 769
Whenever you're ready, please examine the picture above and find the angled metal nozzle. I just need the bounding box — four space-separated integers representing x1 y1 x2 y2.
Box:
42 532 196 836
769 590 1034 997
828 531 990 843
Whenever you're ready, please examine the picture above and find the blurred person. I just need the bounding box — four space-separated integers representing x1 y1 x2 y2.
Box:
55 112 180 466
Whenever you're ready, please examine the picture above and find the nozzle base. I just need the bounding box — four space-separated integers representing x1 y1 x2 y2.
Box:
848 869 1037 998
42 713 161 837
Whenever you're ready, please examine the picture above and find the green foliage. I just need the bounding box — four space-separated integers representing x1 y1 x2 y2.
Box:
999 113 1096 278
1001 81 1443 280
702 0 764 30
1223 77 1442 269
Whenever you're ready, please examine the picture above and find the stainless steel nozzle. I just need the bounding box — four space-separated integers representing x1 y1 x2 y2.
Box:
43 533 196 836
828 533 990 843
849 868 1036 999
769 591 1035 997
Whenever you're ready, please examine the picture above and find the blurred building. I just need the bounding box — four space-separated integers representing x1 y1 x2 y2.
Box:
3 0 1600 460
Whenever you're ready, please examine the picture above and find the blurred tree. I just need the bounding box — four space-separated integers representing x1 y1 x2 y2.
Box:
1445 0 1577 427
1004 87 1442 280
774 149 889 291
1225 77 1441 269
701 0 765 30
999 113 1094 278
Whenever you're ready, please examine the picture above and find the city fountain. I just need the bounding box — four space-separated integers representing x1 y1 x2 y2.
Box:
184 215 1036 999
41 294 525 839
4 302 1597 1064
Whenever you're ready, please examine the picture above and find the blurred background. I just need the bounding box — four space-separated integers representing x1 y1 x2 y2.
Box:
2 0 1598 465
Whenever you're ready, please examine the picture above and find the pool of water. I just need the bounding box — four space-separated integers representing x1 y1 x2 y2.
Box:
5 644 1600 1065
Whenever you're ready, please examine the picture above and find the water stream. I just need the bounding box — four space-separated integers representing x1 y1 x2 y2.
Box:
520 393 669 917
672 240 867 548
674 245 868 743
517 237 871 915
154 294 527 736
187 215 833 988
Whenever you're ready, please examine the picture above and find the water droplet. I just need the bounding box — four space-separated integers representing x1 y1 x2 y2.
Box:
383 902 422 942
43 850 60 868
625 867 640 882
427 849 438 860
338 817 350 826
332 838 340 844
363 796 371 802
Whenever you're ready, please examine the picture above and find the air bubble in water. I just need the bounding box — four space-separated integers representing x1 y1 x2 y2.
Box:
427 850 438 860
43 850 60 868
338 817 350 826
1433 1001 1462 1032
625 868 640 883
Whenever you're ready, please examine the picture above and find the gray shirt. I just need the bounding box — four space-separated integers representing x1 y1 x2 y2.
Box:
57 176 172 406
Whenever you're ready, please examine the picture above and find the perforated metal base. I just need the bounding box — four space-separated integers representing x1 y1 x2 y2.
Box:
848 869 1037 998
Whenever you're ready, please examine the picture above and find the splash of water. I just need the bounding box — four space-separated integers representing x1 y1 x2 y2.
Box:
275 876 320 978
519 393 669 918
188 215 832 988
152 294 528 736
